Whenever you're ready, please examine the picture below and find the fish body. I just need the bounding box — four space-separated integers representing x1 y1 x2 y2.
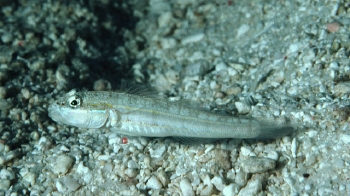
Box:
48 90 293 139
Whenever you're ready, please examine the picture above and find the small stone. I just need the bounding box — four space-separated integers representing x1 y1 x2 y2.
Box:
215 62 228 71
238 176 262 196
53 155 74 175
226 86 242 96
223 183 240 196
28 60 45 71
1 33 12 43
149 144 166 158
180 178 195 196
201 183 214 196
158 12 173 28
0 99 13 110
0 179 10 190
21 88 31 99
211 176 226 191
234 171 247 186
127 159 138 169
64 176 80 191
334 82 350 96
237 24 250 37
157 170 168 186
146 176 162 189
326 21 341 33
240 146 252 156
288 42 303 53
340 134 350 144
23 172 36 186
125 168 137 178
93 79 111 91
266 151 279 160
0 168 15 180
241 157 276 173
77 162 89 174
56 180 66 193
160 38 177 49
181 33 204 45
184 61 211 77
235 102 251 114
329 61 339 69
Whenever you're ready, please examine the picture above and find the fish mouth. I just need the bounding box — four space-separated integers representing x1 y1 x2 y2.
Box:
48 103 66 123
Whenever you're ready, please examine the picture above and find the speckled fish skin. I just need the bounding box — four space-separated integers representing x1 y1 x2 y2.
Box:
48 90 293 139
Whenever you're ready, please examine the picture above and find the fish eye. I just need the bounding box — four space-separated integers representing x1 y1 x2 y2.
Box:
67 96 81 108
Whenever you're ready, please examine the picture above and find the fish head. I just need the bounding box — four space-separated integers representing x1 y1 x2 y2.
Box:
48 90 109 129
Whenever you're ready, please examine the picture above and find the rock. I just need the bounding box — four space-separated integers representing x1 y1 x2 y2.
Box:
146 176 162 189
180 178 195 196
223 183 241 196
340 134 350 144
76 162 89 174
124 168 137 178
53 155 74 175
23 172 36 186
211 176 226 191
183 61 211 77
334 82 350 96
0 99 13 110
0 169 15 181
241 157 276 173
64 176 80 191
235 102 251 114
181 33 205 45
238 176 262 196
149 144 166 158
235 170 247 186
0 179 10 190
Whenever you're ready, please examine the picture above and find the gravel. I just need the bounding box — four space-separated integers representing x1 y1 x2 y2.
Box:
0 0 350 195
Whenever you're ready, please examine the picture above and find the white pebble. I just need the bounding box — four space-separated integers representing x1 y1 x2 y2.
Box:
329 61 339 69
64 176 80 191
146 176 162 189
238 177 262 196
180 178 195 196
235 102 251 114
1 33 12 43
150 145 166 158
211 176 226 191
215 62 228 71
181 33 204 45
291 138 298 158
288 42 303 53
98 155 110 161
334 82 350 96
240 146 252 156
201 183 214 196
0 168 15 180
127 159 139 169
241 157 276 173
340 134 350 144
53 155 74 175
235 171 247 186
266 151 279 160
158 12 172 27
23 172 36 186
160 38 176 49
77 162 89 174
237 24 250 38
108 133 120 145
56 180 66 193
125 168 137 178
223 183 240 196
0 179 10 190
